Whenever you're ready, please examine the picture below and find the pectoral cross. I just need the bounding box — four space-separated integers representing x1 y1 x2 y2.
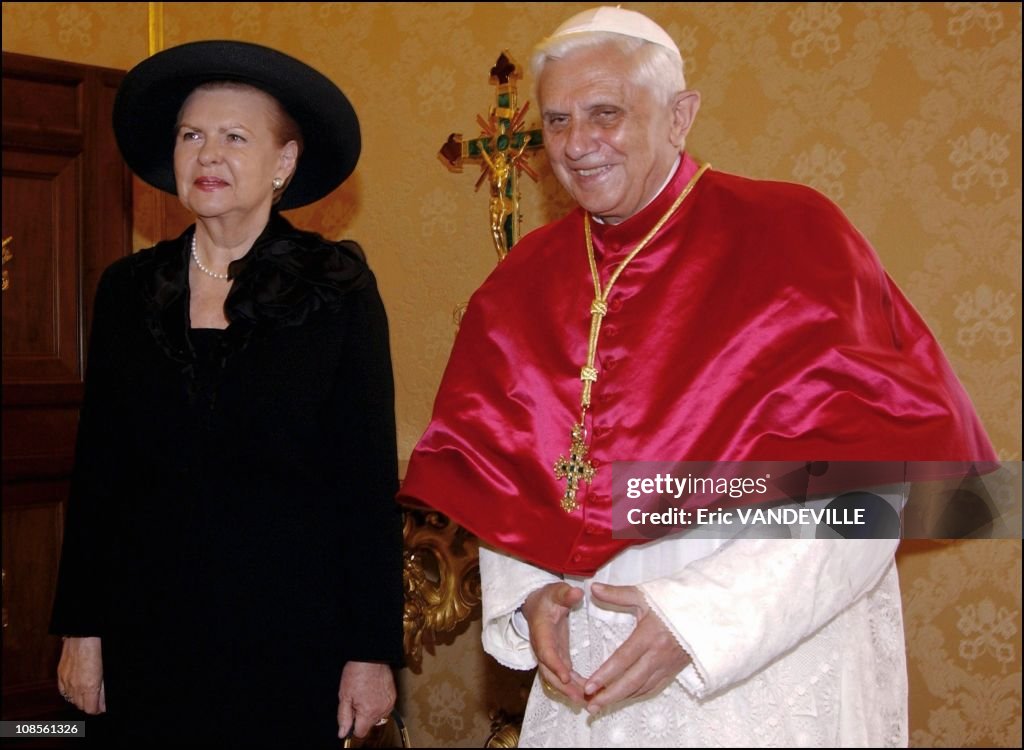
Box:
439 51 544 261
554 422 596 513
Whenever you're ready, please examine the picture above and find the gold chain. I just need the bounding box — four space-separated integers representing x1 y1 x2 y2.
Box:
554 163 710 512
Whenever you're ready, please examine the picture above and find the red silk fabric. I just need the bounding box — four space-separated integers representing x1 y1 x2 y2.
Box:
399 154 995 575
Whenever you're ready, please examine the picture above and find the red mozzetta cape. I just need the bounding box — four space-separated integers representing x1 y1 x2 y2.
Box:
399 154 995 576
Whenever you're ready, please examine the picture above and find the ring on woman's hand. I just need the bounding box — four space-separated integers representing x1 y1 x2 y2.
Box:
374 716 389 727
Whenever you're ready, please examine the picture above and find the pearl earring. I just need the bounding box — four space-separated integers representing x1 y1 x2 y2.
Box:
272 177 284 190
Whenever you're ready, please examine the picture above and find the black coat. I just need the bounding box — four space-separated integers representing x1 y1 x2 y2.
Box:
52 214 405 746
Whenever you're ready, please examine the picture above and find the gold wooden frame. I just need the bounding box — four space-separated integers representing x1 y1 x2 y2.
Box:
401 509 481 671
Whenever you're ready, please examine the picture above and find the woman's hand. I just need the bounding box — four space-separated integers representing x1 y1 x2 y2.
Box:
337 661 396 739
57 637 106 714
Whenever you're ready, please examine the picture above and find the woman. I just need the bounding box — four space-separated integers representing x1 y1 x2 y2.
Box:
50 41 404 746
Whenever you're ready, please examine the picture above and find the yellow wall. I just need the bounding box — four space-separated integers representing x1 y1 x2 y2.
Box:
4 3 1020 747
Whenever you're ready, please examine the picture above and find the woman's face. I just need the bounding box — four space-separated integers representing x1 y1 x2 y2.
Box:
174 86 297 222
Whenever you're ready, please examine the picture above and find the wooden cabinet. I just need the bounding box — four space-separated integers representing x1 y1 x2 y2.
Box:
2 51 131 720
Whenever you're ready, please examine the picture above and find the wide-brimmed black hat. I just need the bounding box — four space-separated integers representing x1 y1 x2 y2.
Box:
113 40 359 210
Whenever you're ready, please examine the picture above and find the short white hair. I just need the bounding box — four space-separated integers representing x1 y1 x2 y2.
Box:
530 31 686 107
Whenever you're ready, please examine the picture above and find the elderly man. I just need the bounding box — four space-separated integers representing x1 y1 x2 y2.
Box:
400 7 993 747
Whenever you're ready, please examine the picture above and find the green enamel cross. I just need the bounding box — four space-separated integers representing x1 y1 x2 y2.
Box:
554 422 596 513
439 51 544 260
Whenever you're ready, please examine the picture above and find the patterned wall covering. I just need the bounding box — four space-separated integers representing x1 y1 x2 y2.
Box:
3 3 1020 747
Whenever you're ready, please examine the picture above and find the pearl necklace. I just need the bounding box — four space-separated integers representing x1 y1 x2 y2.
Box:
190 234 230 280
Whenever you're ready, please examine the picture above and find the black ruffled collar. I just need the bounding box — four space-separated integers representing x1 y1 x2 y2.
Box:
134 212 370 388
224 212 369 327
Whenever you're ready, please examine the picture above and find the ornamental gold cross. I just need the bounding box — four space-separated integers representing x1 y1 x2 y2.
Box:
439 51 544 261
554 422 596 513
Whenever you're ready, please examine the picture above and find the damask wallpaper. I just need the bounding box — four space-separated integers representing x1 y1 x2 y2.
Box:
3 2 1020 747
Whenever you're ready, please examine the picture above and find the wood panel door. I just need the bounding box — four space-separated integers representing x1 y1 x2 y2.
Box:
2 51 131 720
